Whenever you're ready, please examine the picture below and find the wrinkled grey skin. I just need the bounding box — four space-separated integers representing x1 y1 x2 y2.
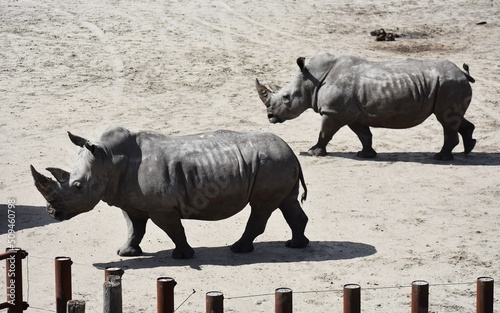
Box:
31 127 309 259
256 52 476 160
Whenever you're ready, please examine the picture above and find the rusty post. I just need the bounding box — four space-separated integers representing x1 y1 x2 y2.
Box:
4 248 28 313
104 267 124 280
343 284 361 313
275 287 292 313
411 280 429 313
477 277 494 313
55 256 72 313
206 291 223 313
157 277 176 313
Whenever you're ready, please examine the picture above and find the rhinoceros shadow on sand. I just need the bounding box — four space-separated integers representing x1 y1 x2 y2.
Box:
299 151 500 166
0 205 57 232
93 240 376 270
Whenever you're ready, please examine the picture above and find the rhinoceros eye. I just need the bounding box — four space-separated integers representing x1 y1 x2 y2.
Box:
282 94 290 103
72 181 83 192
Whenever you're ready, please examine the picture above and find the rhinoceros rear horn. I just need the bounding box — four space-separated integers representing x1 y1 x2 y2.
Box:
68 131 88 147
255 78 271 106
46 167 70 184
30 165 59 200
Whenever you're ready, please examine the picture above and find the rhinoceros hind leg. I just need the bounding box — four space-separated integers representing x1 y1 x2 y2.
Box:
172 246 195 259
117 245 143 256
231 207 273 253
349 124 377 158
280 198 309 249
149 212 195 259
434 128 459 160
230 241 255 253
458 118 476 154
307 145 327 156
356 148 377 159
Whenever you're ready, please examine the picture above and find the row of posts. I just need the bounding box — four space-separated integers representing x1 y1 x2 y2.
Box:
54 256 494 313
2 253 494 312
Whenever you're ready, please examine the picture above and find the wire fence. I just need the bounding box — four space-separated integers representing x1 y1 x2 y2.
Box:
1 252 496 312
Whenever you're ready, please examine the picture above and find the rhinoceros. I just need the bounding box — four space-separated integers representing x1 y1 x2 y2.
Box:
30 127 309 259
256 52 476 160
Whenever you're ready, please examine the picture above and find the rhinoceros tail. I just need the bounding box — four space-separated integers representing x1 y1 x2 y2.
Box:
462 63 475 83
298 162 307 203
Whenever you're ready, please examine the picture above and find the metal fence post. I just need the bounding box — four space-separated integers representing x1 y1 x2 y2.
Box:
206 291 223 313
411 280 429 313
477 277 494 313
275 288 292 313
157 277 176 313
55 257 72 313
343 284 361 313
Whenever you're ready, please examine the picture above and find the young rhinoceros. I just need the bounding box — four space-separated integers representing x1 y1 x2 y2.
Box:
256 52 476 160
31 127 309 259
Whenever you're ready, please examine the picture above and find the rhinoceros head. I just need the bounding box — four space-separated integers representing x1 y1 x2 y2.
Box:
255 57 312 123
31 132 114 221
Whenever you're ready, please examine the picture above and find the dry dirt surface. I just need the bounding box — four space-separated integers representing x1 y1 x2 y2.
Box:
1 0 500 312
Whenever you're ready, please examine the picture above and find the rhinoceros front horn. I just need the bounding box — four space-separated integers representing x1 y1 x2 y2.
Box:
30 165 59 201
255 78 272 106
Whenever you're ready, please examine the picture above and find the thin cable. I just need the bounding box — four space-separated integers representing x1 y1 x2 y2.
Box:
174 288 196 312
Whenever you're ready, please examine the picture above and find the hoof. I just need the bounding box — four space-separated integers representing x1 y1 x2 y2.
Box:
117 245 142 256
285 236 309 248
172 247 195 259
307 146 327 157
464 139 476 155
356 148 377 158
434 152 454 161
230 241 254 253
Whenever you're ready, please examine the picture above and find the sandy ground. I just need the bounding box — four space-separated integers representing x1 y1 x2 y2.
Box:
1 0 500 312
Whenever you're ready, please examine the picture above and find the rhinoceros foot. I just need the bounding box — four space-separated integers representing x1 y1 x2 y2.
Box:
434 152 454 161
285 236 309 248
172 246 195 259
356 148 377 159
230 241 255 253
307 145 327 157
117 245 143 257
464 139 476 155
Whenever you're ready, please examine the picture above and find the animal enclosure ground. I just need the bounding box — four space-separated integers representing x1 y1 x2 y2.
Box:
1 0 500 312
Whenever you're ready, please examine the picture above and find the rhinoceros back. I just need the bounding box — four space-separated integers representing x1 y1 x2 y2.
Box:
129 130 300 220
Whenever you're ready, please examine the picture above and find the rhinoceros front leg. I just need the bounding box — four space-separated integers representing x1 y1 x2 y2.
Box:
149 211 194 259
348 124 377 158
308 115 344 156
118 211 148 256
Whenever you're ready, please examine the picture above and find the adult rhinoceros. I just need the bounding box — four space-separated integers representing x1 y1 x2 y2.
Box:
256 52 476 160
30 127 309 259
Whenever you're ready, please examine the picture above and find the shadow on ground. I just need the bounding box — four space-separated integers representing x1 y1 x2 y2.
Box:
299 151 500 166
0 205 57 234
93 240 376 270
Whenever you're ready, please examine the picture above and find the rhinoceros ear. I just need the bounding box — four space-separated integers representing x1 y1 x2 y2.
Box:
84 142 107 158
297 57 306 71
68 132 88 147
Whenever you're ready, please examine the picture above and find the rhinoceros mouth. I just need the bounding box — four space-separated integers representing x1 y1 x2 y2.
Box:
268 114 281 124
46 203 72 221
